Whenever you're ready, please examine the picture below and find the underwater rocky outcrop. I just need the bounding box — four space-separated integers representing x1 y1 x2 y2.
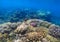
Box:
0 19 60 42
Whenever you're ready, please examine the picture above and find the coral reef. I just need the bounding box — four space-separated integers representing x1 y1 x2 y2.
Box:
0 19 60 42
0 9 52 23
49 24 60 38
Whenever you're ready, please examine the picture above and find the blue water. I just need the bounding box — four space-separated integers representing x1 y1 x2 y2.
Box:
0 0 60 16
0 0 60 25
